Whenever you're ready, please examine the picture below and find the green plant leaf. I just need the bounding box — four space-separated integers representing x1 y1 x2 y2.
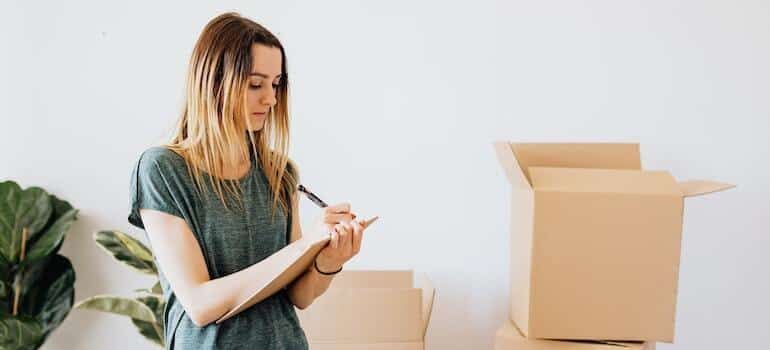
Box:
42 195 75 257
0 181 52 263
0 251 9 278
29 194 74 247
0 182 76 349
17 256 49 298
131 318 163 347
74 296 156 323
0 255 10 312
19 255 74 340
0 313 44 350
136 295 164 329
48 195 74 223
134 294 165 346
24 208 78 263
94 230 157 275
151 281 162 294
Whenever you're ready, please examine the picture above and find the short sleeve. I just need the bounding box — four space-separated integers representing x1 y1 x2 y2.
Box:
128 148 186 230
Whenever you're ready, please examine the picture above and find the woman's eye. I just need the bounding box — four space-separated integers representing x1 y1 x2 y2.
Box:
248 84 279 90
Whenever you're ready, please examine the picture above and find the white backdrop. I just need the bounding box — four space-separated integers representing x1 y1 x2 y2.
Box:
1 1 768 349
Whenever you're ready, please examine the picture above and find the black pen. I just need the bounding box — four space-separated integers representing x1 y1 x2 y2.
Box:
297 184 379 227
297 184 328 208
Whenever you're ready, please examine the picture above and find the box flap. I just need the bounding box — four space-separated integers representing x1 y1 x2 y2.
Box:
415 273 435 337
298 270 430 343
329 270 414 289
494 141 531 189
510 143 642 184
529 167 680 195
678 180 735 198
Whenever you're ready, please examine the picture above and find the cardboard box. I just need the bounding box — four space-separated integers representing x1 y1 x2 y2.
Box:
495 321 655 350
493 142 734 342
297 270 435 350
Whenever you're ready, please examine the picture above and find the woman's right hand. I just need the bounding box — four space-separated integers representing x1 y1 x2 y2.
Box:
316 202 356 236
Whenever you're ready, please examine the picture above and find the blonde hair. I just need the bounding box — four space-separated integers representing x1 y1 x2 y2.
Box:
163 12 298 217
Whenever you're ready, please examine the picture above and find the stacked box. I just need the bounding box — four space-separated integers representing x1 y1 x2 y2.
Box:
495 321 655 350
493 142 733 346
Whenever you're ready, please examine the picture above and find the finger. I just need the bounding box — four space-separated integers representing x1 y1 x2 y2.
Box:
336 223 351 251
360 216 379 229
324 203 351 214
330 229 339 249
323 213 355 224
343 223 355 251
352 220 363 254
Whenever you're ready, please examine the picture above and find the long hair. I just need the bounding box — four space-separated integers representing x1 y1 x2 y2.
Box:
163 12 297 217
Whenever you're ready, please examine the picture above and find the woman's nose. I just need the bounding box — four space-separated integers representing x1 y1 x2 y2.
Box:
260 91 277 107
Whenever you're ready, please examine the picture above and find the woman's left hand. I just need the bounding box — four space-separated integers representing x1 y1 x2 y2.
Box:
314 220 365 273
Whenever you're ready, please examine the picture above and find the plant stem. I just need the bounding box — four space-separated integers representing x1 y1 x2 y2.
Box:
12 227 28 316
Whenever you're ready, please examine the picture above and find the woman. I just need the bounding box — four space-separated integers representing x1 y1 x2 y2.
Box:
127 12 367 349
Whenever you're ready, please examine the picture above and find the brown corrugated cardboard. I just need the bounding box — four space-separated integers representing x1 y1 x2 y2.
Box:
493 142 734 342
216 217 378 324
298 270 435 350
495 321 656 350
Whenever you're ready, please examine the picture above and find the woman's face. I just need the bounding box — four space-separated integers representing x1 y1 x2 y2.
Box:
245 43 282 132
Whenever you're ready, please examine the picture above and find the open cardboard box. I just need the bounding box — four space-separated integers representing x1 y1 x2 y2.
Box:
495 320 655 350
493 142 734 342
297 270 435 350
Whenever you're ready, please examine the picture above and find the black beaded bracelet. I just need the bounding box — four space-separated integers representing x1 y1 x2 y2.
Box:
314 259 342 275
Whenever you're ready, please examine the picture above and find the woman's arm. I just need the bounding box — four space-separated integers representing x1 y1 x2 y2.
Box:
286 194 364 309
139 197 358 326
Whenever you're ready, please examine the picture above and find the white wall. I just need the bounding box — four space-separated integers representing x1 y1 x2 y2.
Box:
2 1 768 349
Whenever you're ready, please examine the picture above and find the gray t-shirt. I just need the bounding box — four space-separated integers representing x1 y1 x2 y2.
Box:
128 146 308 349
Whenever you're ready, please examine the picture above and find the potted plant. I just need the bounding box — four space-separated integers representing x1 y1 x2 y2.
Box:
74 230 165 347
0 180 78 350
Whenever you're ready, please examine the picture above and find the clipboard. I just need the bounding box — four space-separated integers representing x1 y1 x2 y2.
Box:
215 216 379 323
